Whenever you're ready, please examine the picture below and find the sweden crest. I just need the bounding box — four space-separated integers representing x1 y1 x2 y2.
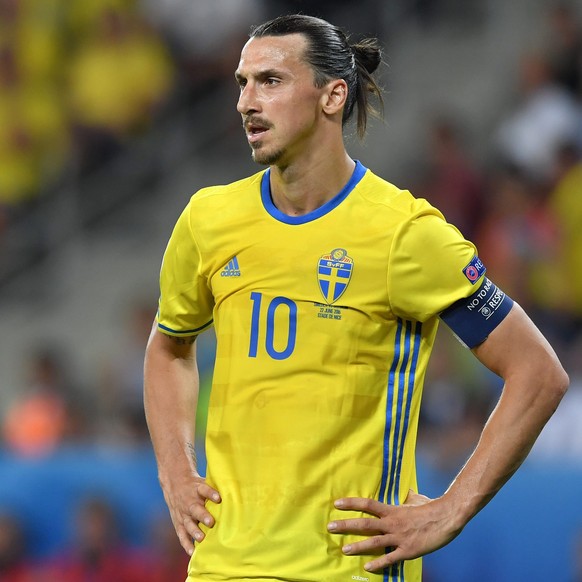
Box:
317 248 353 304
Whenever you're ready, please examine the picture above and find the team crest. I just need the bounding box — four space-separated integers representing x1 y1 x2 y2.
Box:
317 248 354 304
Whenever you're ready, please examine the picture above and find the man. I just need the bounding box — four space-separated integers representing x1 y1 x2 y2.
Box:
144 14 568 582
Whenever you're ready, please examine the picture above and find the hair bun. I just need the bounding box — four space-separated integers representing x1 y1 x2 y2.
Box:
352 39 382 74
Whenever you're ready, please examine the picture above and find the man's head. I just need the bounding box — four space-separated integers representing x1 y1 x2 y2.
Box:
235 15 383 166
250 14 383 137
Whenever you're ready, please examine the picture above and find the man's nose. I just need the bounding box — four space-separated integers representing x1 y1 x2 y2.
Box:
237 83 259 115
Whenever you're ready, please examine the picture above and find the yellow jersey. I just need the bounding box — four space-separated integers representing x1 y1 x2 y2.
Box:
157 162 483 582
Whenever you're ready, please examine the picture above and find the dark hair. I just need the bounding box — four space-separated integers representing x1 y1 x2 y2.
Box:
250 14 383 139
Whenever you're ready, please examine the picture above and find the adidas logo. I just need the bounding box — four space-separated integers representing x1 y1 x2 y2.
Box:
220 256 241 277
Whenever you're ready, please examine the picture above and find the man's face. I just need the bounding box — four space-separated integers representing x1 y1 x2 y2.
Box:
235 34 327 167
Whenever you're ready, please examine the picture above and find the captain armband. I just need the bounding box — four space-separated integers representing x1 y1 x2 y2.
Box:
439 277 514 349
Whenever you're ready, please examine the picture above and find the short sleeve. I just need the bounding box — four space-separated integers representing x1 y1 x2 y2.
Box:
156 201 214 336
388 210 483 322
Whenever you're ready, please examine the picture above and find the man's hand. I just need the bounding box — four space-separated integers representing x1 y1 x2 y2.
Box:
162 472 221 556
327 490 460 572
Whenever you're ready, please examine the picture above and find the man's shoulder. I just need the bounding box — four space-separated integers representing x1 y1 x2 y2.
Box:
359 168 436 219
189 170 265 206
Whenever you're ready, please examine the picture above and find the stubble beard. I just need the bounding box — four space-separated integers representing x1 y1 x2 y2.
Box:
250 143 285 167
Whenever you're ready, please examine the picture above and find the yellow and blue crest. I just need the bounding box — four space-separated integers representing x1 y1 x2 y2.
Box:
317 248 354 304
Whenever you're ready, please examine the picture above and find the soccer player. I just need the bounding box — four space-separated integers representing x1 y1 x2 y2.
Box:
144 14 569 582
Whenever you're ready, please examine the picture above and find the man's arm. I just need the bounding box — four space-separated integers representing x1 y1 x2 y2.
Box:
328 303 569 572
144 325 221 556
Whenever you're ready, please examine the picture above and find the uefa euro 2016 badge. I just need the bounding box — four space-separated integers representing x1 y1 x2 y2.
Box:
317 248 354 304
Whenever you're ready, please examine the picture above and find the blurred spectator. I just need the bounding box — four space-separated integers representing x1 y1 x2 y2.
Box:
418 333 470 473
0 0 70 210
0 513 37 582
142 513 189 582
96 300 156 444
43 497 149 582
474 167 559 309
415 114 485 239
0 42 69 208
546 142 582 329
67 0 133 38
66 5 175 173
0 0 66 83
418 329 500 474
2 347 89 456
545 1 582 99
495 51 582 183
140 0 262 98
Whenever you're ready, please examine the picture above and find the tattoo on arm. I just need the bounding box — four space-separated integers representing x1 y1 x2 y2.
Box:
187 441 197 466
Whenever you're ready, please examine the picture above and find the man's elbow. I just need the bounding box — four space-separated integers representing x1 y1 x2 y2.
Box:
553 364 569 400
539 356 569 410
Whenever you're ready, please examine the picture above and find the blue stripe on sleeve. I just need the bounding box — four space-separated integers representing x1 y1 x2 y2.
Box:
157 319 213 335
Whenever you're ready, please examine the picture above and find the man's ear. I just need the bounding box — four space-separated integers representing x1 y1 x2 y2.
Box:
321 79 348 115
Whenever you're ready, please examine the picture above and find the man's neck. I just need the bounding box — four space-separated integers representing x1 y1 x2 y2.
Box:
268 152 356 217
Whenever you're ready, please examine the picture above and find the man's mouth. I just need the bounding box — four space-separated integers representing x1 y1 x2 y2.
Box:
245 119 271 143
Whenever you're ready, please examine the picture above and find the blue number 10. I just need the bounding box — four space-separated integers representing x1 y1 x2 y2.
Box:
249 292 297 360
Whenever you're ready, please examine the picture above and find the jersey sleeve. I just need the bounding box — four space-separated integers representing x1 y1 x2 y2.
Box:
156 200 214 336
388 209 483 322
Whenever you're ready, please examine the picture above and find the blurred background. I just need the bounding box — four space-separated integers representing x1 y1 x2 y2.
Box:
0 0 581 580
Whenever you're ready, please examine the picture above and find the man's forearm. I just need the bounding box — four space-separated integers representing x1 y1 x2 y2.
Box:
442 328 568 530
144 328 220 554
144 329 201 484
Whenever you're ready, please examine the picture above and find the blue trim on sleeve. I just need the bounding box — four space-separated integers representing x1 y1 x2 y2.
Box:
157 319 213 336
440 278 514 348
260 160 367 225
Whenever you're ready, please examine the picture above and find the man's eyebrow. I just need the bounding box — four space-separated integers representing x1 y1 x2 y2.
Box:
258 69 284 78
235 68 285 83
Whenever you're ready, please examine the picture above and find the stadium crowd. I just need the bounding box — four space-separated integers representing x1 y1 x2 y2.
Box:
0 0 581 580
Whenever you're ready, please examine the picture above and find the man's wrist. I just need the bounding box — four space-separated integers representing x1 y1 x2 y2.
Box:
157 453 199 490
436 489 478 535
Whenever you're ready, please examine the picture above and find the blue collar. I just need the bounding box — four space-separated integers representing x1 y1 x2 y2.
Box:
260 160 367 225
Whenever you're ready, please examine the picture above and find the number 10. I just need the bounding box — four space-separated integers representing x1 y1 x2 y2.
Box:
248 292 297 360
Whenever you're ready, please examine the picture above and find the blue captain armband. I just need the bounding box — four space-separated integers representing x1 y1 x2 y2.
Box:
439 277 514 349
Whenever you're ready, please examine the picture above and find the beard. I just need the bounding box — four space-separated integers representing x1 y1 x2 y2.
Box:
250 143 286 166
